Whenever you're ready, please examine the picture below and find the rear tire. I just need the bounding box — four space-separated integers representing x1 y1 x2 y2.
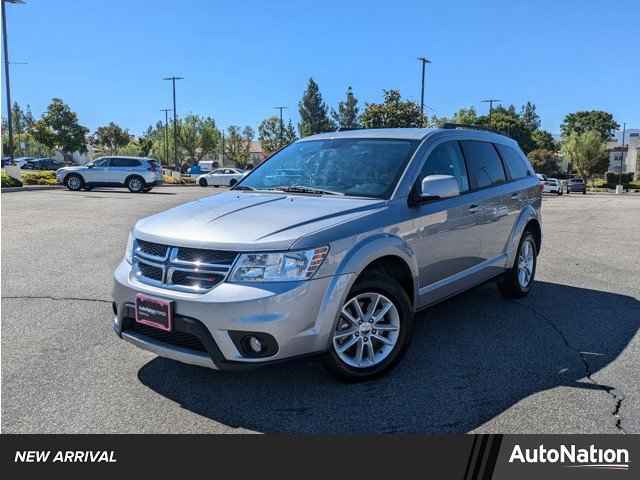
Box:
126 175 145 193
498 231 537 298
65 174 84 191
323 272 414 382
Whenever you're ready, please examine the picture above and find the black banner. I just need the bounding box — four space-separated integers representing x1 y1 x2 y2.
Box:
1 434 637 478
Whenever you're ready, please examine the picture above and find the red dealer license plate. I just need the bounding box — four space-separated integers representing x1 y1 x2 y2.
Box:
135 293 173 331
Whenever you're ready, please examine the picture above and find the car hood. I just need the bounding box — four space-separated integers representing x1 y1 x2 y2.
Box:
57 166 85 173
134 191 386 251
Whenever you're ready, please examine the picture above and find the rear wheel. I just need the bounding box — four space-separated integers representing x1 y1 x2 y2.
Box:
323 272 414 381
498 231 537 298
65 174 84 191
126 175 145 193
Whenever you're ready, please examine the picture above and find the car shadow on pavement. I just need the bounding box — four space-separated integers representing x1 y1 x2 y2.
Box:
137 281 639 433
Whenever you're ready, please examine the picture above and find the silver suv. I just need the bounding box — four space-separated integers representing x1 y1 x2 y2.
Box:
56 156 163 193
112 127 542 380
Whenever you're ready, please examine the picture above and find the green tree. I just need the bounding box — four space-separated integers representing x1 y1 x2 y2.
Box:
453 106 478 125
178 115 220 163
258 116 298 155
360 90 425 128
520 101 541 131
527 149 561 176
31 98 88 162
92 122 132 155
479 106 536 153
298 78 335 136
224 125 253 168
532 129 557 151
561 111 619 141
331 86 360 129
561 130 608 181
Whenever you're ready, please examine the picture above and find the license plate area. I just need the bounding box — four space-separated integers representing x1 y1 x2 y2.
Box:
135 293 173 331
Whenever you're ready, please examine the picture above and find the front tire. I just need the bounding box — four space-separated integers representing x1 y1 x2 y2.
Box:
65 174 84 191
323 272 414 381
498 231 537 298
126 175 145 193
229 179 237 187
199 178 208 187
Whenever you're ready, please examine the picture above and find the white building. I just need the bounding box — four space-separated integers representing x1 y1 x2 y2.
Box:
607 129 640 179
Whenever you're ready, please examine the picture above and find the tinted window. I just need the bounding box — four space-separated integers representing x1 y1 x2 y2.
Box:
420 141 469 193
212 169 225 174
93 158 111 167
460 141 506 189
495 144 530 179
111 158 140 167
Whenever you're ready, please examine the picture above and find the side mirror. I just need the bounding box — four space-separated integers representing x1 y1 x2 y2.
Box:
418 174 460 201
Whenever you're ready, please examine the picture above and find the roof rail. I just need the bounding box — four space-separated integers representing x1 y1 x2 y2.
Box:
335 127 366 132
441 123 503 135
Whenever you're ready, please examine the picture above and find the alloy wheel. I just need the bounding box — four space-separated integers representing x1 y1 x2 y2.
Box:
517 238 535 288
332 292 400 368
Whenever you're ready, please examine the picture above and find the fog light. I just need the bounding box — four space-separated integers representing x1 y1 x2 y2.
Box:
248 336 263 353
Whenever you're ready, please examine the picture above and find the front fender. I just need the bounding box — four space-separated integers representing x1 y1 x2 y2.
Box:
505 205 541 268
334 233 419 306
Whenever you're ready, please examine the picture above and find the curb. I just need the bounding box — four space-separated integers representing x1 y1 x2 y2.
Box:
1 185 64 193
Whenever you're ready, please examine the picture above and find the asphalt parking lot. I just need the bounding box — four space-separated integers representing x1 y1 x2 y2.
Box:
2 187 639 433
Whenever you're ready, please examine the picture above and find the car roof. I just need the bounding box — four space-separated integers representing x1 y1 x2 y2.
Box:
94 155 154 161
298 127 518 147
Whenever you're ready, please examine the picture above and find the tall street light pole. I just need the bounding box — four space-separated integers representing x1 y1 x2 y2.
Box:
481 99 501 128
417 57 431 126
2 0 24 163
274 106 287 145
619 122 626 188
163 76 183 172
160 108 171 165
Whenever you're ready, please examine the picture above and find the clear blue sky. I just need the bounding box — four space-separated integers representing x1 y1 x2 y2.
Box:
3 0 639 136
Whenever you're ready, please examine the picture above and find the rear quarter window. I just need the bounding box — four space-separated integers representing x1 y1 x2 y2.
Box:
460 140 506 189
495 144 531 180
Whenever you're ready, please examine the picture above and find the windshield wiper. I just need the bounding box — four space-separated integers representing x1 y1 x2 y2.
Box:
233 185 255 191
277 185 344 196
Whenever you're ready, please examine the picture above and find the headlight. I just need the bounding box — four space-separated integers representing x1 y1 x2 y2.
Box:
229 246 329 282
125 232 134 264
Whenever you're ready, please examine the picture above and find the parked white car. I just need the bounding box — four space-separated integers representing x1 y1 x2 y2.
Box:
542 177 562 195
197 168 246 187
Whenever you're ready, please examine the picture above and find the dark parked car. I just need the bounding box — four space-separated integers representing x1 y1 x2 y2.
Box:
22 158 65 171
567 177 586 194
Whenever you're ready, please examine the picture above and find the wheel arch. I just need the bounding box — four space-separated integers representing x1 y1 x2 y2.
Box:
506 205 542 267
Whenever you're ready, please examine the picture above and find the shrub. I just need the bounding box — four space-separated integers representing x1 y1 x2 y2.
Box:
21 171 58 185
606 172 634 186
1 172 23 188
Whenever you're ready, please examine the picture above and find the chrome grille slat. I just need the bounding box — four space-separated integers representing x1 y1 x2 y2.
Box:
132 241 237 293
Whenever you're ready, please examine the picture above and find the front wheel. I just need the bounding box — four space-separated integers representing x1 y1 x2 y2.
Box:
323 272 414 381
229 179 237 187
498 231 537 298
65 174 84 191
199 178 208 187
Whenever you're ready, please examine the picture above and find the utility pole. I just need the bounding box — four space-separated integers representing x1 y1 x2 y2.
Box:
163 76 183 172
481 99 501 128
274 106 287 145
221 130 225 167
160 108 171 165
417 57 431 126
619 122 626 190
2 0 24 163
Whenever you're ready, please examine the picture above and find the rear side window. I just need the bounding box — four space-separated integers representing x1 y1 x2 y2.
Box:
460 141 506 189
420 141 469 193
111 158 141 167
495 144 531 179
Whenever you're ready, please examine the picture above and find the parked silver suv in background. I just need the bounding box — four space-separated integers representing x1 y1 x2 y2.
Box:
56 156 163 192
113 127 542 380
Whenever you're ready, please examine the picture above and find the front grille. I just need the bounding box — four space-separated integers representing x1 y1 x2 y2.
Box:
175 247 236 266
136 261 163 282
132 240 237 293
136 240 169 260
171 270 225 291
128 321 207 352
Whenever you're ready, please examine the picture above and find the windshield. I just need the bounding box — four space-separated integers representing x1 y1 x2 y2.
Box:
237 138 419 199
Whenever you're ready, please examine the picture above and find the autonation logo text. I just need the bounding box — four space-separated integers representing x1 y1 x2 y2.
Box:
509 444 630 471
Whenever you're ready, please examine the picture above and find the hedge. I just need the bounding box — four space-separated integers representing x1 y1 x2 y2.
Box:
21 171 58 186
1 172 23 188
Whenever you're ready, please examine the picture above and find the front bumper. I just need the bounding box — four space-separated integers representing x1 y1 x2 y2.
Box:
112 260 353 370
